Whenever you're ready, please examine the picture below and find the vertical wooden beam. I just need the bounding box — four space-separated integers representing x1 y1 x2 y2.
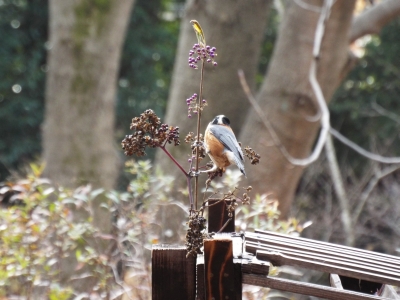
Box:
196 255 205 300
208 200 235 233
204 237 241 300
152 245 196 300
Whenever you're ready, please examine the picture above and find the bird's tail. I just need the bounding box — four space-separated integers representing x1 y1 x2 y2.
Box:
235 158 246 178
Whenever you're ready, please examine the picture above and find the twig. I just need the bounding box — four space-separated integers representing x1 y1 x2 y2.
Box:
160 146 194 210
371 100 400 125
194 59 206 211
217 218 232 233
293 0 322 13
353 164 400 222
330 128 400 164
325 133 354 246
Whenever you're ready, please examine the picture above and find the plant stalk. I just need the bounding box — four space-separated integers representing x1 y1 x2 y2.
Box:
160 146 194 210
194 59 205 211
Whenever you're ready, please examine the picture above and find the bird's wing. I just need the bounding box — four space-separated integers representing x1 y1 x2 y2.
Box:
209 126 244 161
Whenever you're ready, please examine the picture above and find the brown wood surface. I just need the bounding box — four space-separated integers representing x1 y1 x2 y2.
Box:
255 250 400 287
241 257 270 275
152 245 196 300
246 239 398 272
196 255 205 300
249 231 400 265
245 230 400 287
208 200 235 233
204 238 241 300
242 274 395 300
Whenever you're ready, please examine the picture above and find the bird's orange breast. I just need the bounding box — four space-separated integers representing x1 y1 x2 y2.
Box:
205 129 231 169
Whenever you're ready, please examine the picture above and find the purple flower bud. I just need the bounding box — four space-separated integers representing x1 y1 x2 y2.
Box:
211 47 216 52
188 114 192 118
193 93 198 97
206 45 210 50
196 56 201 61
213 62 218 66
202 99 206 103
210 53 215 58
188 158 192 163
207 58 211 63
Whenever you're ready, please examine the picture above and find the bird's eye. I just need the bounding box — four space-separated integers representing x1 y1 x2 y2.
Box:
222 116 230 125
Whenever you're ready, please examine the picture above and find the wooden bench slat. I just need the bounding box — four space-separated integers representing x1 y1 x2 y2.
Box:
242 274 394 300
246 241 400 278
252 230 400 265
256 250 400 286
246 234 400 268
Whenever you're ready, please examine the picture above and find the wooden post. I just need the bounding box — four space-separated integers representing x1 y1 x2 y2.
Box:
196 255 205 300
203 237 241 300
208 199 235 233
152 245 196 300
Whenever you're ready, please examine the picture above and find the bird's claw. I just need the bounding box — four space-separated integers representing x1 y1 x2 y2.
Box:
189 170 201 177
191 141 203 148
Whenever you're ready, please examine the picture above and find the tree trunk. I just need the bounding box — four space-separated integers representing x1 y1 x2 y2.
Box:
156 0 271 181
239 0 356 217
43 0 135 292
43 0 135 189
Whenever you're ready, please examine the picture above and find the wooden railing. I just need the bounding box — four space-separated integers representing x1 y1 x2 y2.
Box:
151 204 400 299
244 230 400 300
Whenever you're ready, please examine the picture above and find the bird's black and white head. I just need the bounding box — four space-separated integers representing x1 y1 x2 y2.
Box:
211 115 230 126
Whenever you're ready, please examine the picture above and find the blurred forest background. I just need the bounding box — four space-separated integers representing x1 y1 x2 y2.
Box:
1 0 400 298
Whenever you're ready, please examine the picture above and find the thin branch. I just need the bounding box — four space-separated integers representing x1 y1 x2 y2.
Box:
330 128 400 164
217 218 232 233
350 0 400 43
160 146 194 210
160 146 188 177
293 0 322 13
371 100 400 125
325 133 354 246
238 69 300 164
194 59 206 211
353 164 400 222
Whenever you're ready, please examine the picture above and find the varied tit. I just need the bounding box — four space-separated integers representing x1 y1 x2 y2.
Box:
204 115 246 176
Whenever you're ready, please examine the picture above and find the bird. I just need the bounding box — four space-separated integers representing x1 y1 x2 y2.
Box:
204 115 246 176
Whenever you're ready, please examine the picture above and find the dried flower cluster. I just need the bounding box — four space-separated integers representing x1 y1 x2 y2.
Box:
204 186 252 218
185 132 206 161
244 146 261 165
188 44 218 69
185 93 208 118
121 109 180 156
185 212 208 257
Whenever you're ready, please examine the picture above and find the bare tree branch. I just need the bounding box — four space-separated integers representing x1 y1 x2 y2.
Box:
325 133 354 246
293 0 322 13
330 128 400 164
371 100 400 125
353 164 400 222
350 0 400 43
